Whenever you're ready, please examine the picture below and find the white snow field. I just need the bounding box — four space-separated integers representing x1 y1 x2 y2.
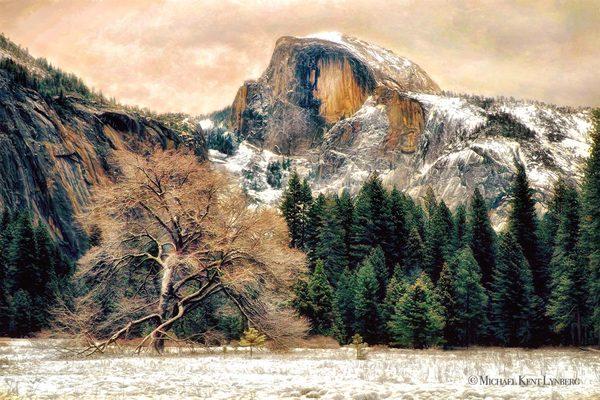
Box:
1 339 599 399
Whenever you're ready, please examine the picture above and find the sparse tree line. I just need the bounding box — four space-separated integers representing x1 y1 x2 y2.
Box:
0 57 102 101
1 33 119 104
282 110 600 348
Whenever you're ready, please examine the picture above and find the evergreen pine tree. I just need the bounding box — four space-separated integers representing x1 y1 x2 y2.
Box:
388 273 444 348
403 227 424 278
389 188 409 271
437 247 488 346
490 232 537 346
382 275 408 338
581 109 600 345
0 210 11 335
31 223 59 328
508 163 546 298
354 257 382 343
404 195 426 240
334 190 354 262
350 174 392 268
8 212 37 296
436 260 458 346
280 171 312 248
315 202 348 284
9 289 33 337
453 204 467 250
332 268 356 344
539 179 570 268
0 211 73 337
424 200 454 282
306 260 335 335
423 187 438 218
291 277 311 318
467 188 496 288
362 247 387 302
299 178 314 246
438 201 455 241
547 259 588 345
304 194 327 267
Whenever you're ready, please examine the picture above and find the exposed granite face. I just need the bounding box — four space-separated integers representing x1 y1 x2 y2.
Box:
0 71 202 254
313 92 592 228
230 34 438 155
217 34 593 226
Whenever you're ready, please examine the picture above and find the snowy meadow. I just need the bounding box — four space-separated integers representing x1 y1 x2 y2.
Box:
0 339 598 399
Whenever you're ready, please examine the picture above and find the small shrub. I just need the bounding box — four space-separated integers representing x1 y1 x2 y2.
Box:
239 327 266 358
266 161 283 188
352 333 368 360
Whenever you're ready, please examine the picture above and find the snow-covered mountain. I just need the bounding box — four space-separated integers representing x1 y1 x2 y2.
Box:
210 33 592 226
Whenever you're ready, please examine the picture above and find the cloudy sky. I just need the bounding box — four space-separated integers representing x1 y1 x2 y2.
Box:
1 0 598 114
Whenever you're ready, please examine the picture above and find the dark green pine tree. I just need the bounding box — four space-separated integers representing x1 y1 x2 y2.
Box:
467 188 497 288
7 214 70 336
334 190 354 261
508 163 546 299
389 188 409 272
291 277 311 318
403 227 424 278
382 274 408 337
31 223 60 328
547 259 587 345
9 289 33 337
0 210 11 335
306 260 335 335
350 174 392 268
437 260 459 346
299 178 314 246
304 194 327 267
453 204 467 250
353 256 382 343
539 179 570 269
8 212 37 296
490 231 537 347
404 195 427 240
423 186 438 218
280 171 312 248
437 247 488 347
388 272 444 349
438 201 455 248
332 268 356 344
547 182 580 272
314 202 349 284
580 109 600 345
424 200 454 282
6 213 40 335
361 247 387 303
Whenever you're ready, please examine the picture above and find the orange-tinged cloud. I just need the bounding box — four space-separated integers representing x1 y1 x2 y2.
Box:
1 0 598 114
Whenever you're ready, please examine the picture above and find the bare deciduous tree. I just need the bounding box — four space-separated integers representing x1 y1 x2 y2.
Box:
58 149 307 353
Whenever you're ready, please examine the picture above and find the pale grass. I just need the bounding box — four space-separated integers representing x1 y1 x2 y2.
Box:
0 339 598 399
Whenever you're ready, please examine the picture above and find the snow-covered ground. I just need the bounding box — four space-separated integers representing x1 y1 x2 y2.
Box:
1 340 598 399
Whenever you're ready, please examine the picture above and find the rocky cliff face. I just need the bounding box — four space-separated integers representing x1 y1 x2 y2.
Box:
231 33 438 155
217 33 592 225
0 69 204 254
